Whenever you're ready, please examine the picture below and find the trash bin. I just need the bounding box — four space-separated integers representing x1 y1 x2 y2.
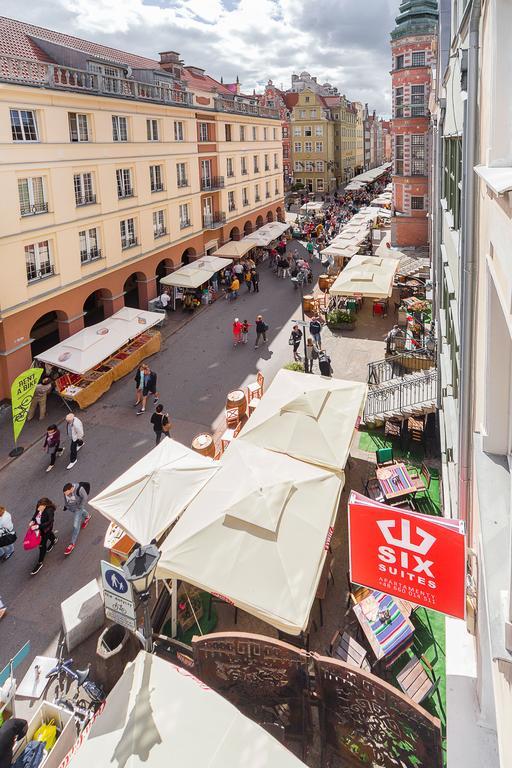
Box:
97 624 129 660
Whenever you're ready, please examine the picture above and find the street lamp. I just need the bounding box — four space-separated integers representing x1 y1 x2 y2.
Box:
123 542 161 653
291 276 309 365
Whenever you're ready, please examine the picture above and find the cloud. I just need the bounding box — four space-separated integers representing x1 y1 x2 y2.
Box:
2 0 400 114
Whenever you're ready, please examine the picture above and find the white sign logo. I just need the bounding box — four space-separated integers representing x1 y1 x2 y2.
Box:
376 518 437 586
377 519 436 555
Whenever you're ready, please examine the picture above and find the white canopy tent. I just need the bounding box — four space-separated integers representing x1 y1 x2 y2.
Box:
36 307 164 375
157 440 343 635
244 221 289 247
70 652 307 768
237 370 366 472
90 439 219 544
300 201 323 213
212 240 257 259
345 180 367 191
160 256 232 290
330 254 400 299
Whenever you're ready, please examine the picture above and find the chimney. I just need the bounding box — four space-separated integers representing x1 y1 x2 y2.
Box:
236 74 240 95
159 51 183 72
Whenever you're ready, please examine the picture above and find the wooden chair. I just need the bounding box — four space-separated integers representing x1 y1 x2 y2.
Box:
408 416 425 444
225 406 239 428
364 477 384 503
346 571 371 610
376 446 394 466
220 419 242 452
396 654 439 704
247 393 262 414
409 462 431 493
384 419 401 441
329 630 371 671
247 371 264 402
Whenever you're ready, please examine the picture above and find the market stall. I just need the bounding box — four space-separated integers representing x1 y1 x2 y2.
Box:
244 221 290 247
212 239 257 259
329 254 400 307
160 255 232 309
70 652 307 768
36 308 163 409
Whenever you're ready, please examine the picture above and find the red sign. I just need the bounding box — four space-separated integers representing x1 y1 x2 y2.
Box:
348 492 466 619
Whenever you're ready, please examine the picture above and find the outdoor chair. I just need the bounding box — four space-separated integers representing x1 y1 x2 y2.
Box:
225 406 240 428
220 418 242 453
376 446 394 466
396 654 439 705
408 415 425 444
408 462 431 494
247 396 261 415
364 477 384 503
329 630 371 671
384 419 402 441
346 571 371 611
247 371 264 401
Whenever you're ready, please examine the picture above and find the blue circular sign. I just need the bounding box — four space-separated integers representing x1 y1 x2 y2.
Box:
105 569 129 594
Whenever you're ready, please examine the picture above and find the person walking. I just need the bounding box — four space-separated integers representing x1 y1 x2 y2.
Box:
230 275 240 300
232 318 243 347
0 506 16 562
244 269 252 292
65 413 84 470
254 315 268 349
62 482 91 556
309 315 324 348
43 424 63 473
304 337 319 373
241 319 251 345
135 365 159 415
151 404 170 445
290 325 303 361
251 269 260 293
318 350 333 377
30 498 57 575
0 594 6 621
27 376 52 422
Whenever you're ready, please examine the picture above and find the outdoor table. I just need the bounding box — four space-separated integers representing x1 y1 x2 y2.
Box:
226 389 247 418
376 462 416 501
353 590 415 665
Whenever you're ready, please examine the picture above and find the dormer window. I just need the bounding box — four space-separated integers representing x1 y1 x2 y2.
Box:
88 62 122 78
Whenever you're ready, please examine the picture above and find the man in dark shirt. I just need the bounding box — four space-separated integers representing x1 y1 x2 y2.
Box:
151 404 170 445
0 718 28 768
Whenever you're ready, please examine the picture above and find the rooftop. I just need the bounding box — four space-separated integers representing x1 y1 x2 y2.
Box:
391 0 438 40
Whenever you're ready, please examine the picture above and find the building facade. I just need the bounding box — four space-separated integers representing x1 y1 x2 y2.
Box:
337 96 358 183
390 0 438 247
380 119 393 162
289 88 336 194
353 102 365 175
257 80 295 190
0 17 283 399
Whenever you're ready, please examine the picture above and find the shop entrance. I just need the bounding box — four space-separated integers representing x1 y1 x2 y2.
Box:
83 291 106 327
30 311 61 359
181 247 196 265
123 273 143 309
266 210 274 223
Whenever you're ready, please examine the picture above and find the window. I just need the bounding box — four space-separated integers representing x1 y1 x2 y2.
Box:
305 160 314 171
411 134 426 174
412 51 426 67
315 126 323 136
443 136 462 230
394 135 404 175
176 163 188 188
263 127 268 140
310 109 317 118
18 177 47 216
305 96 310 103
282 126 289 138
274 153 279 169
411 85 425 116
25 240 53 282
225 124 232 142
283 146 290 159
394 87 404 118
273 127 277 140
116 168 133 198
241 157 248 175
253 155 260 173
179 203 191 229
150 164 164 192
69 112 89 142
294 161 303 171
255 184 260 202
315 160 324 171
10 109 38 142
226 157 234 177
304 126 312 137
228 190 236 211
240 125 246 141
410 196 424 210
395 54 404 70
294 142 302 152
74 172 95 206
120 218 137 249
79 227 101 263
316 178 324 191
265 181 270 198
112 115 128 142
315 141 323 152
153 210 166 238
174 121 184 141
146 119 159 141
274 180 279 195
264 154 269 171
293 126 302 136
299 109 306 119
304 141 313 152
199 122 209 142
242 187 249 206
252 126 257 141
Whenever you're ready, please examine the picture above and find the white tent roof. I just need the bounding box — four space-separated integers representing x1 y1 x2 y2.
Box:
244 221 289 247
300 201 323 213
36 308 163 375
90 439 219 544
160 256 231 289
212 240 256 258
70 652 306 768
238 369 367 472
330 254 400 298
157 440 343 635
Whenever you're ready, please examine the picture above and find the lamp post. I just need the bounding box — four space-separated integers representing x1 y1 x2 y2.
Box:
122 542 161 653
291 276 309 365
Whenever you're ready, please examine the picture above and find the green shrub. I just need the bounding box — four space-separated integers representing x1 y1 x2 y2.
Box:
283 361 304 372
326 309 354 325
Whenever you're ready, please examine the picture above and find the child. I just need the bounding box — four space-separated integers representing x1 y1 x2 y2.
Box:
232 318 243 346
241 320 250 344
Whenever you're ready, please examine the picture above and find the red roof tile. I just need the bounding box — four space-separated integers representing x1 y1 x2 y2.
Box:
182 66 234 96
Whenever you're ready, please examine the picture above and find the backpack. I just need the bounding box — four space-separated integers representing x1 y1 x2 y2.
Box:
77 481 91 496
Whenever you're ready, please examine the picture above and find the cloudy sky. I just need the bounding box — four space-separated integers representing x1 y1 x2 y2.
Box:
2 0 401 115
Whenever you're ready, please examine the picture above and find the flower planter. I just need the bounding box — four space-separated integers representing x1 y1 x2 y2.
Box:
328 322 356 331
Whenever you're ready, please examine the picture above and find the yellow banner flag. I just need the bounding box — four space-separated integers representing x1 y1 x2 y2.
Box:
11 367 43 443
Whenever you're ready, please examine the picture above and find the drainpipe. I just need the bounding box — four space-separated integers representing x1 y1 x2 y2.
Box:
434 101 446 411
458 0 482 531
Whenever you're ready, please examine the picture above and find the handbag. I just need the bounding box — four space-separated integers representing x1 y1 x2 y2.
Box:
162 417 171 433
23 527 41 551
34 719 57 751
0 530 16 547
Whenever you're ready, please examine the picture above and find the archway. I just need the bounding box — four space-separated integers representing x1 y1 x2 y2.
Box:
181 247 196 266
276 207 284 223
156 258 173 288
83 289 111 327
256 215 264 229
243 220 253 236
229 227 240 242
30 310 68 359
123 272 146 309
266 210 274 223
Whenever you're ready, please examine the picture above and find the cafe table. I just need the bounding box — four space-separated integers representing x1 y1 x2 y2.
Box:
376 462 416 502
353 590 415 666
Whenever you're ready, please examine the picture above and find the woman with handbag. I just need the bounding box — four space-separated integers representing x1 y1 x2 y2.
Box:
29 498 57 576
0 506 16 561
150 404 170 445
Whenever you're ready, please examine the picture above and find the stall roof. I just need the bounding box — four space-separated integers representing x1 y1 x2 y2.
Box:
244 221 289 247
160 255 232 289
71 652 307 768
330 253 400 298
300 201 324 213
36 308 163 375
212 240 257 258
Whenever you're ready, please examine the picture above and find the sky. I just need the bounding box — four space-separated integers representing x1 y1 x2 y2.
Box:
1 0 401 115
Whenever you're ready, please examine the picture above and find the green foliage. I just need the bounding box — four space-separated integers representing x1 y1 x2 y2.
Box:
283 361 304 372
327 309 354 325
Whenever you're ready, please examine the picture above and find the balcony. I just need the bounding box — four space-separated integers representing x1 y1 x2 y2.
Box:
254 166 260 174
26 263 55 283
20 201 49 217
154 227 167 239
76 194 97 207
265 192 271 199
121 238 138 250
264 165 270 172
118 189 135 200
255 195 261 203
200 176 225 191
214 96 279 119
228 204 237 213
203 212 226 229
227 171 235 178
80 247 102 264
177 178 189 188
151 184 165 193
242 199 249 207
241 169 248 176
180 219 192 230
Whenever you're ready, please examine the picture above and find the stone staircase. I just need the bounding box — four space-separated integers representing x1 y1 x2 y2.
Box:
362 369 438 425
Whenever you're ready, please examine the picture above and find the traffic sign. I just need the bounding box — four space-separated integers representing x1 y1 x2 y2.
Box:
291 319 308 326
101 561 137 632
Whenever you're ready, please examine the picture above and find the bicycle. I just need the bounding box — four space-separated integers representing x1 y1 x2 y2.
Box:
46 639 105 731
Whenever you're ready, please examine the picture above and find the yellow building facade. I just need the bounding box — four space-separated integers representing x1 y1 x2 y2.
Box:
353 102 365 175
289 89 336 194
335 96 358 183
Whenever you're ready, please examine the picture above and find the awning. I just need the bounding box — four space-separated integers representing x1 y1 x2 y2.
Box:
36 307 163 375
244 221 290 247
160 255 232 289
330 253 400 298
70 652 307 768
90 438 219 544
157 440 343 635
212 240 257 258
300 202 323 213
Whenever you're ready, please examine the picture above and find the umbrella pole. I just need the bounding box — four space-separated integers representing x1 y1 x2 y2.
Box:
171 578 178 638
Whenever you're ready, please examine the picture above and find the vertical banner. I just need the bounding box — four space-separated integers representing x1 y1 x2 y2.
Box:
11 367 43 443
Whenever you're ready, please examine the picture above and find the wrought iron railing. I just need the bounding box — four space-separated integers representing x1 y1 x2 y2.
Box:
21 201 48 216
200 176 225 191
363 370 438 421
368 348 437 385
203 212 226 229
75 194 97 206
80 247 102 264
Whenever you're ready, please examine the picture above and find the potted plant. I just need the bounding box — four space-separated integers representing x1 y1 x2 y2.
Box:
283 361 304 372
326 309 356 331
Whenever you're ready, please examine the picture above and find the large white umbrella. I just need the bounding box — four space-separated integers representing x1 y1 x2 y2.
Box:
330 254 400 299
237 370 367 472
157 440 343 635
90 439 219 544
70 651 306 768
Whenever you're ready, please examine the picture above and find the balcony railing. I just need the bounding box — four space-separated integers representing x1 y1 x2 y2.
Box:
20 201 49 216
80 247 102 264
214 96 279 119
180 219 192 230
255 195 261 202
228 204 237 212
241 168 248 175
121 238 138 250
227 171 235 178
118 189 134 199
26 263 55 283
363 370 438 421
177 177 189 188
203 212 226 229
151 184 165 193
154 227 167 238
76 194 97 207
200 176 225 191
265 192 271 199
254 166 260 174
